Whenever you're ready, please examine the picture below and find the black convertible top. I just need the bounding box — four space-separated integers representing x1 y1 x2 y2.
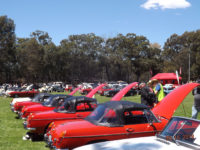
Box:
86 101 151 127
55 96 97 113
32 93 52 102
102 101 149 112
65 96 97 104
43 94 72 106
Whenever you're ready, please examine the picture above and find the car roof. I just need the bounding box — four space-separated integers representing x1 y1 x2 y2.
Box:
101 101 149 111
65 96 97 103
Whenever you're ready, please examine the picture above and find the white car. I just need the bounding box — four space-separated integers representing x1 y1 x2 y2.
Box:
10 97 32 106
74 117 200 150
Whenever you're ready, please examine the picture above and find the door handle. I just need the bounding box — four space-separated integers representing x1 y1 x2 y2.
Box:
126 128 134 133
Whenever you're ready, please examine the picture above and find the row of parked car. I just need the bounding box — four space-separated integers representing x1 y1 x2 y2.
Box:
8 82 200 150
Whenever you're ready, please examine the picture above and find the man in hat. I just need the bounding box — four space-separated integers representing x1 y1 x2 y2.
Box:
192 79 200 119
139 82 156 108
151 79 165 102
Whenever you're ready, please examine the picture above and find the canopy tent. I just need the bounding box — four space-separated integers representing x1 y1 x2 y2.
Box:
151 73 182 85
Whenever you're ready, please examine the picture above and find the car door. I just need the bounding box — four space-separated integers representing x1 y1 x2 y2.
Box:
75 102 93 119
123 110 162 138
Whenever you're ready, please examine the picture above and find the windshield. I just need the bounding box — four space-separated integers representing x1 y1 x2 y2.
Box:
31 94 42 102
159 117 200 148
55 101 71 112
42 96 53 106
86 105 118 126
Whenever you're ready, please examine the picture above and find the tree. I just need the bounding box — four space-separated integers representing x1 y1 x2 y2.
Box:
0 16 16 82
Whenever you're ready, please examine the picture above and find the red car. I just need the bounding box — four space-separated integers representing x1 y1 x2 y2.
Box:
65 85 73 92
13 86 82 114
23 96 97 140
19 94 72 119
80 88 92 95
13 93 52 113
44 82 139 135
20 84 106 119
46 83 199 150
98 86 113 96
8 90 39 98
23 82 138 140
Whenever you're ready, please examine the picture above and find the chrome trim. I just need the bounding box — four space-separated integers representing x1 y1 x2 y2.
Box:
62 130 162 139
27 127 36 131
31 118 78 121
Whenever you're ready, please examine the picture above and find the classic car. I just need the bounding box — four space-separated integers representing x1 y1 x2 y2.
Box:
80 83 99 95
12 93 52 113
75 117 200 150
10 97 32 107
8 90 39 98
104 86 137 97
20 84 106 119
24 82 138 140
19 94 72 119
23 96 97 140
46 83 199 150
65 85 73 92
52 86 65 92
12 87 81 114
97 86 113 96
80 88 92 95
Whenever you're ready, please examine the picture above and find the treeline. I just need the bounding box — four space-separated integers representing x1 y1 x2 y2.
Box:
0 16 200 83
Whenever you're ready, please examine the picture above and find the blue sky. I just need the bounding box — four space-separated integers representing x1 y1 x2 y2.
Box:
0 0 199 47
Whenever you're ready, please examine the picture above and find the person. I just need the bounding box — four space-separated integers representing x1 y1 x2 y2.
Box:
139 82 156 108
192 80 200 119
151 79 165 102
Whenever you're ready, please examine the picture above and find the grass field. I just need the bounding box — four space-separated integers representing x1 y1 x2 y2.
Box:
0 92 199 150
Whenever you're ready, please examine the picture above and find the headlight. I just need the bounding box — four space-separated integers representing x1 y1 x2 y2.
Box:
60 130 67 137
29 113 34 119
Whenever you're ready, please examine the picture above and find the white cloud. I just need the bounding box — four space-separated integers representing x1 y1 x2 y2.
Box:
141 0 191 10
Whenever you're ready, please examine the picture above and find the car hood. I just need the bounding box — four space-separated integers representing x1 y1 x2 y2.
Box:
22 104 54 112
32 111 76 120
17 101 38 106
152 83 199 120
11 98 31 104
74 136 189 150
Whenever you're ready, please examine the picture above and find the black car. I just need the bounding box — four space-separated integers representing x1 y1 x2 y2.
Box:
52 86 65 92
104 87 137 97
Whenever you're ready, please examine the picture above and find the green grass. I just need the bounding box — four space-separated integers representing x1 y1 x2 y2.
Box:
0 92 199 150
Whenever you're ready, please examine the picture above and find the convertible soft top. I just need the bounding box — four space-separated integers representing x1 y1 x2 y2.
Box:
55 96 97 113
102 101 149 112
85 101 150 127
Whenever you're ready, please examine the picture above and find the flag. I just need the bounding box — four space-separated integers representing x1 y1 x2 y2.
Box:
176 70 180 85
